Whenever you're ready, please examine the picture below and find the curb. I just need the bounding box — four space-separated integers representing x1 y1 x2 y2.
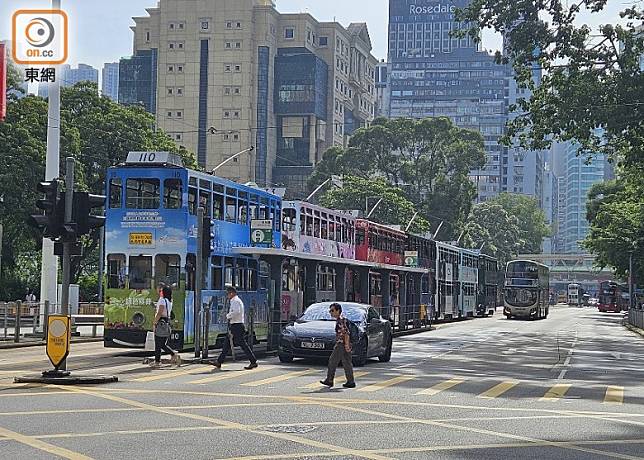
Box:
0 338 103 350
624 323 644 339
14 374 118 385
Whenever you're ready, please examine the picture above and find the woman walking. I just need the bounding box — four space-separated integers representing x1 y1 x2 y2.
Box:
151 286 181 368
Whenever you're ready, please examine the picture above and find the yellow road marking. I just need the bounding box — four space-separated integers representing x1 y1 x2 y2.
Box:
132 365 213 382
604 386 624 405
300 371 370 389
478 380 520 399
416 377 465 396
240 369 317 387
357 375 414 393
189 367 272 385
0 425 93 460
540 384 572 401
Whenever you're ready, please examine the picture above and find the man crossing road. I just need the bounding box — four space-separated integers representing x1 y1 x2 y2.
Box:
213 286 258 370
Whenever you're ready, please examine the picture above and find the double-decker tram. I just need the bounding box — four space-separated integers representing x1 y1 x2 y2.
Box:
406 234 436 309
477 254 499 316
104 152 281 350
459 249 478 317
567 283 581 307
435 242 460 320
503 260 550 320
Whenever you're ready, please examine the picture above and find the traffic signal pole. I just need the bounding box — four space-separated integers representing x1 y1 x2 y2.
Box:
195 207 204 358
59 157 75 372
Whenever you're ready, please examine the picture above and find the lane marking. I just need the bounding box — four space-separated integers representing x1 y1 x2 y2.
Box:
540 384 572 401
0 425 93 460
416 377 465 396
477 380 520 399
557 331 578 380
300 371 370 390
58 386 392 460
357 375 415 393
604 386 624 405
189 367 272 385
132 365 214 382
240 369 317 387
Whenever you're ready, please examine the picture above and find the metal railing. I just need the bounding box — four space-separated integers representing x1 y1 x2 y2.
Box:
387 304 433 334
0 301 105 343
627 308 644 330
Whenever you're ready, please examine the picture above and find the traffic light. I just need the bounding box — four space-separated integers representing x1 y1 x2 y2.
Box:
29 180 63 239
202 218 215 255
72 192 106 236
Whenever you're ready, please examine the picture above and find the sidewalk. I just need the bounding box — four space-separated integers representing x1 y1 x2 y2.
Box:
0 325 104 349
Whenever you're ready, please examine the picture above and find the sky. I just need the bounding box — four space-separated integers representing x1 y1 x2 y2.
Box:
0 0 630 72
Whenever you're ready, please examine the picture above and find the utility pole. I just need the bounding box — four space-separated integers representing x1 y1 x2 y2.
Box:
39 0 62 324
629 249 634 310
0 223 3 277
195 207 204 358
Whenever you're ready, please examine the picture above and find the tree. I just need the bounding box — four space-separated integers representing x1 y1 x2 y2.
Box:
462 203 523 266
488 193 551 254
456 1 644 167
319 177 430 234
0 82 197 300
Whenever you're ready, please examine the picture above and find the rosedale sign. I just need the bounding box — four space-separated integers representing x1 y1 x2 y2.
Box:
409 4 457 15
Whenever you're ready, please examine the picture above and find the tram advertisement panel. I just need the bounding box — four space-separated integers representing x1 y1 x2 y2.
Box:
104 209 188 349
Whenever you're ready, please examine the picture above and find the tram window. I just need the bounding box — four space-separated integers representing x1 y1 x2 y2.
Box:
163 179 183 209
349 226 354 245
328 220 335 241
109 178 122 209
213 193 224 220
249 202 258 220
199 190 211 217
235 259 246 290
258 203 269 220
126 178 160 209
336 217 342 242
129 256 153 290
274 208 281 232
238 198 248 225
188 187 197 215
107 254 126 289
211 257 223 291
248 260 258 291
226 197 237 223
185 254 196 291
224 257 234 287
356 228 365 245
321 214 328 239
282 208 296 231
154 254 181 288
305 214 313 236
314 218 320 238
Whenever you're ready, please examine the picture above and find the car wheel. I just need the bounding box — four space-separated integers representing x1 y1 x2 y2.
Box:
278 353 293 363
379 335 393 363
353 339 368 367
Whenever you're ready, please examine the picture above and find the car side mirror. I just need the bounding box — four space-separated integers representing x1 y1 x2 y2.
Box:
370 317 380 325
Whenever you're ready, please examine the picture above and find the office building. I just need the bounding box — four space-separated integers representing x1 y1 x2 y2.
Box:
387 0 509 202
123 0 377 196
38 63 99 98
102 62 119 101
375 60 390 118
541 162 557 253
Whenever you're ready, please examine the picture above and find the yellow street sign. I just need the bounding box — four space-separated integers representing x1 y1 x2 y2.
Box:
47 315 71 369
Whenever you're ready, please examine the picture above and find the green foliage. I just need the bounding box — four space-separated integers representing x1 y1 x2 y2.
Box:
455 1 644 168
311 117 485 239
0 82 197 299
320 177 430 234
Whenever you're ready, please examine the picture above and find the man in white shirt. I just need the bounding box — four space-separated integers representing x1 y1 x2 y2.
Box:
213 286 258 370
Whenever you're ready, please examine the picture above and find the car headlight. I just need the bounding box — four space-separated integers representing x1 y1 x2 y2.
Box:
281 329 296 340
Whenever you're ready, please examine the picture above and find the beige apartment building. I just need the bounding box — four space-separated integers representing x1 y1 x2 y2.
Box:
122 0 377 197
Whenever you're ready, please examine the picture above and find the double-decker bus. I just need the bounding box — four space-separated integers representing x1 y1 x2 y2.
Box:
598 281 627 313
503 260 550 320
104 152 281 350
567 283 581 307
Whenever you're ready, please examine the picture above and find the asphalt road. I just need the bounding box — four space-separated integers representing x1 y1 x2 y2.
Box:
1 305 643 460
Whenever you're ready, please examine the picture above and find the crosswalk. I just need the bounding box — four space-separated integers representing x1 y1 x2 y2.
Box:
98 363 630 405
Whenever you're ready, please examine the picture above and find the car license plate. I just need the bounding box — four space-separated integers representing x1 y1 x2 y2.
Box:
301 342 325 349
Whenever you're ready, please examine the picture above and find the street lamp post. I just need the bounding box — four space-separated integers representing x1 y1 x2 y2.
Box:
211 146 255 175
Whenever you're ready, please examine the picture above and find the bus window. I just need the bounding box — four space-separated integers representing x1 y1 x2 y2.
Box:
129 256 152 290
107 254 126 289
213 192 224 220
109 178 122 209
154 254 181 288
238 198 248 225
126 179 160 209
211 256 223 291
226 196 237 223
188 187 197 215
163 179 183 209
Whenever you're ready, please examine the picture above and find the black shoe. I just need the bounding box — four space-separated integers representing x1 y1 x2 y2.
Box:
245 362 258 370
320 380 333 387
343 381 356 389
212 361 222 369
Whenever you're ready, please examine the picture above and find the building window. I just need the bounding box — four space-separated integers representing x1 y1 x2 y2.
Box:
178 42 184 49
146 31 150 42
224 87 231 95
225 64 232 72
178 22 184 30
236 22 242 29
177 87 183 96
284 27 295 39
234 87 240 95
233 110 240 118
176 111 183 118
169 23 175 30
319 36 328 46
224 111 231 118
225 42 232 49
169 42 174 49
168 88 173 95
168 65 174 72
234 64 241 72
178 65 184 72
226 21 233 29
201 21 209 31
174 133 183 141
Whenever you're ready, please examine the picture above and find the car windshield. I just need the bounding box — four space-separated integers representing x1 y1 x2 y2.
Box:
300 304 365 323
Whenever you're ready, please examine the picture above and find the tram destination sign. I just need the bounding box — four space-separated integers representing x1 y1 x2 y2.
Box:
126 151 183 167
251 220 273 246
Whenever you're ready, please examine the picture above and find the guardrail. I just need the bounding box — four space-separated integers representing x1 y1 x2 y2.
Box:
0 301 105 343
389 304 432 333
628 308 644 329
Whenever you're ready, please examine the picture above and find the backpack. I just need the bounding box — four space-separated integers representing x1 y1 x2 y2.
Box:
345 319 360 346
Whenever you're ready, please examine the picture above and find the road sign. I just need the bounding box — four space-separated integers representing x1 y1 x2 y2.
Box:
47 315 70 370
404 251 418 267
251 219 272 245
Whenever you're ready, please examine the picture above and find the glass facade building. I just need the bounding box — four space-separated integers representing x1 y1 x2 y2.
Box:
387 0 509 202
101 62 119 101
118 49 158 114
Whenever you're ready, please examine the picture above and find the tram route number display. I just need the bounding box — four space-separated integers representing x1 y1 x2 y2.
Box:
251 220 273 245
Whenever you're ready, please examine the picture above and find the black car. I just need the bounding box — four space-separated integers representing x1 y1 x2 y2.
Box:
278 302 393 367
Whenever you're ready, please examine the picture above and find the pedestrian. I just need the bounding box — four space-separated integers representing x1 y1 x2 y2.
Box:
212 286 258 370
151 286 181 368
25 289 36 304
320 303 356 389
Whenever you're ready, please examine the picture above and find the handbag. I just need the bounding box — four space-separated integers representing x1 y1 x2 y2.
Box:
155 299 172 338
